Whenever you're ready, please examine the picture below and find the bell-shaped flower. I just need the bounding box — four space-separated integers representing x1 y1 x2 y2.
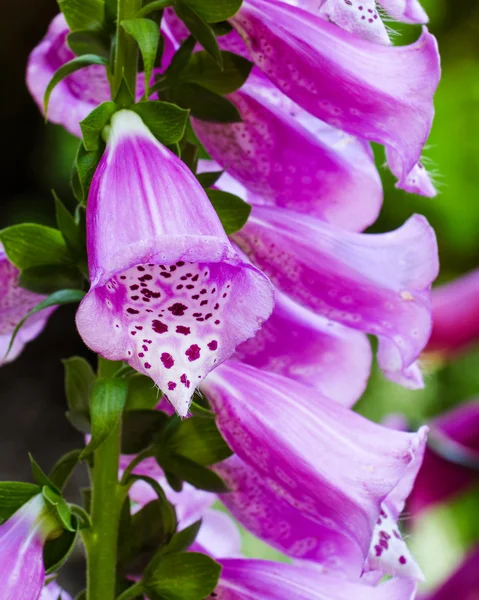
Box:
378 0 429 24
0 494 63 600
409 400 479 515
427 268 479 356
215 559 417 599
235 289 372 407
0 244 54 365
41 581 72 600
202 361 427 579
423 545 479 600
233 205 438 388
229 0 440 190
193 73 383 231
76 109 274 416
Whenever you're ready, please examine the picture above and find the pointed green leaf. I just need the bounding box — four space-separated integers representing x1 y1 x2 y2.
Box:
196 170 223 189
167 418 232 465
180 51 253 94
63 356 95 430
162 519 202 554
80 102 118 151
0 482 41 522
206 189 251 234
121 18 160 96
168 83 241 122
82 378 128 457
132 101 189 145
67 30 110 58
44 55 108 117
49 450 83 491
58 0 105 31
158 454 229 492
19 264 83 295
181 0 241 22
162 36 196 81
53 191 86 262
42 486 75 532
73 142 104 203
0 224 71 270
174 1 222 67
121 410 168 454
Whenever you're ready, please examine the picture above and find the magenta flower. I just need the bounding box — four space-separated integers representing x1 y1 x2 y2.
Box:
193 72 383 231
215 559 417 599
427 268 479 356
76 109 274 416
0 495 62 600
202 361 427 579
409 400 479 515
378 0 429 24
424 545 479 600
235 289 372 407
229 0 440 191
0 245 54 365
233 206 438 388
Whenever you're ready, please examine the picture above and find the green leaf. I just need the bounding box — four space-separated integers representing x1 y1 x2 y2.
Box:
42 485 75 532
0 224 71 270
82 378 128 457
121 410 168 454
63 356 95 431
168 83 241 123
80 102 118 151
158 454 229 492
73 142 104 203
180 51 253 94
132 101 189 145
44 55 108 117
114 77 135 107
162 36 196 81
138 0 174 17
0 482 40 522
174 1 222 66
44 521 79 574
125 374 162 410
121 18 160 96
167 418 232 465
196 170 223 189
67 30 110 58
180 0 241 22
29 455 61 494
53 191 86 263
144 552 221 600
162 519 202 554
58 0 105 31
207 189 251 234
3 290 85 362
163 470 183 492
19 264 83 295
49 449 82 491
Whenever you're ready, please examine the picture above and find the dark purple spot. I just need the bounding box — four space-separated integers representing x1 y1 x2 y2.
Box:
130 285 139 290
215 320 220 325
138 353 144 358
374 545 383 557
200 289 207 295
120 276 126 280
144 362 151 369
192 294 200 300
139 274 152 282
186 344 201 362
135 326 143 330
205 313 212 320
131 331 137 336
399 556 407 565
176 326 191 336
160 272 171 278
131 295 139 300
214 304 219 310
168 381 177 390
208 340 218 351
193 312 202 317
169 266 176 272
180 373 190 388
152 320 168 334
161 353 174 369
176 261 185 267
127 308 139 315
137 266 145 272
176 285 184 290
192 274 199 282
200 300 208 306
186 285 194 290
168 303 188 316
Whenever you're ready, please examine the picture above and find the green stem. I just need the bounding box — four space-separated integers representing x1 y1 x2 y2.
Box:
116 582 145 600
112 0 143 98
86 420 122 600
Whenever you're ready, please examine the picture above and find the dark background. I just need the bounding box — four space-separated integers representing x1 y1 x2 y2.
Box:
1 0 479 594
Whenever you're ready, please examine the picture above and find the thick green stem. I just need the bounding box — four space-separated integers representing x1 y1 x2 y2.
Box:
112 0 143 98
86 421 122 600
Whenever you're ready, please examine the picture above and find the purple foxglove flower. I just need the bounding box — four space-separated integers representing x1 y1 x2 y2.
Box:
386 148 437 197
0 245 54 365
26 15 155 137
229 0 440 191
235 289 372 407
233 206 438 388
0 495 62 600
378 0 429 24
202 361 427 579
75 109 274 416
427 268 479 356
41 581 72 600
214 558 417 599
409 400 479 515
424 545 479 600
193 73 383 231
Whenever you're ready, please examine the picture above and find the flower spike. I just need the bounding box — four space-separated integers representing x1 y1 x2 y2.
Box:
76 110 274 416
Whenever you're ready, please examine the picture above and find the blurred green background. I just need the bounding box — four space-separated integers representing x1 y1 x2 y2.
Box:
1 0 479 594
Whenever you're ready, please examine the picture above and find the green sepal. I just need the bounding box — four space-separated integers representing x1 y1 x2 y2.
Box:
58 0 106 32
72 141 104 203
196 170 223 189
44 54 108 117
143 552 222 600
49 449 83 491
81 378 128 457
132 101 190 145
161 519 202 555
80 102 118 151
174 1 222 67
180 51 253 94
114 77 135 107
121 18 160 96
42 485 75 532
166 417 233 466
29 454 61 494
207 189 251 234
0 482 41 523
63 356 95 434
167 82 241 122
67 30 111 59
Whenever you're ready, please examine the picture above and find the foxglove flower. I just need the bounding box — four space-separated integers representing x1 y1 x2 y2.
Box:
202 361 427 579
427 268 479 356
409 400 479 515
0 495 62 600
378 0 429 24
214 559 417 599
229 0 440 190
235 289 372 407
233 205 438 388
193 73 383 231
424 545 479 600
76 109 274 416
41 581 72 600
0 245 54 365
